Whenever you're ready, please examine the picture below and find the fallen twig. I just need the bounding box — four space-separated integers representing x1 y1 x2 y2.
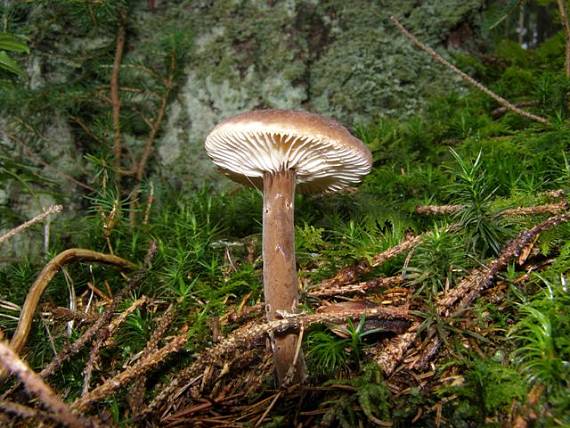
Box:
315 232 424 292
83 296 148 396
308 275 404 298
415 202 568 217
0 341 94 428
73 329 188 412
373 211 570 375
0 205 63 246
391 16 549 125
0 399 52 424
140 305 411 420
7 248 137 359
128 304 176 414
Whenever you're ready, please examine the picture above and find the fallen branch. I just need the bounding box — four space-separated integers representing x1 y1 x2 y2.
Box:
72 329 188 412
308 275 404 298
39 242 156 381
82 296 148 396
0 341 94 428
491 101 537 119
140 305 411 420
390 16 549 125
7 248 137 359
0 400 52 424
315 232 424 291
415 202 568 217
128 304 175 414
0 205 63 246
373 211 570 375
415 205 463 216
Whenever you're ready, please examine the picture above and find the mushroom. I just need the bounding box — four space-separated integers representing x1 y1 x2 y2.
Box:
205 109 372 384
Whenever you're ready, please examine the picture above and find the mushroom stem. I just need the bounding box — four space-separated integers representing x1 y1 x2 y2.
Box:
263 169 306 384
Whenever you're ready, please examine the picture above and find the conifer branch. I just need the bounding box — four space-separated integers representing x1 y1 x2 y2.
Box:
72 330 188 412
415 202 568 217
39 247 154 381
0 342 94 428
390 16 550 125
308 275 404 298
82 296 148 396
140 306 411 420
373 211 570 375
0 399 51 424
6 131 95 192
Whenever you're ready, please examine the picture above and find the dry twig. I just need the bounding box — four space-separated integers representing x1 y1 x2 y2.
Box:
128 304 176 414
140 306 411 420
390 16 549 125
373 211 570 375
0 399 52 423
73 330 188 412
308 275 404 298
0 341 93 428
6 249 136 361
415 202 568 217
0 205 63 246
315 232 424 292
82 296 148 396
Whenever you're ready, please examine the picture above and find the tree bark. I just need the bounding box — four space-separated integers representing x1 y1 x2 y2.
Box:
262 170 305 385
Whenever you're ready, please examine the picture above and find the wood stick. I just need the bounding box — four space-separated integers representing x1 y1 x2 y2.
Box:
8 249 136 357
373 212 570 375
390 16 549 125
0 342 94 428
0 205 63 246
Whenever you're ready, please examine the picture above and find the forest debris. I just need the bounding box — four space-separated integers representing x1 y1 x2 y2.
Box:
501 202 568 217
83 296 148 396
128 304 176 414
0 243 156 393
415 205 463 215
415 202 568 217
374 211 570 375
6 248 137 363
390 16 549 125
315 232 424 292
319 301 411 337
0 341 95 428
0 204 63 246
140 305 411 421
309 275 404 298
72 328 188 412
0 399 53 424
491 101 538 119
43 305 99 324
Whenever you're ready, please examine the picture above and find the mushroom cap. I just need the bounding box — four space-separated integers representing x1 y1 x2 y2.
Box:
204 109 373 193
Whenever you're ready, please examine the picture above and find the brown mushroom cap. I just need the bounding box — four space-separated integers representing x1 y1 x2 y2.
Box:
204 110 372 193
